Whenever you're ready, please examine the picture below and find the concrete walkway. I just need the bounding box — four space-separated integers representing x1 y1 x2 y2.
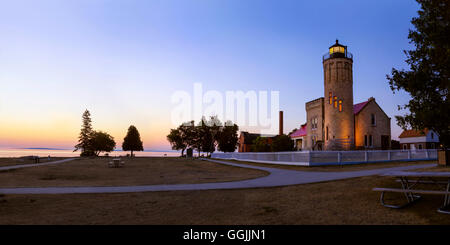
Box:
0 158 436 195
0 158 76 172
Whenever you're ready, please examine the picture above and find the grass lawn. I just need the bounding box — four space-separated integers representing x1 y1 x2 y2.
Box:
0 158 448 224
0 157 68 168
214 159 437 172
0 157 268 187
0 172 449 225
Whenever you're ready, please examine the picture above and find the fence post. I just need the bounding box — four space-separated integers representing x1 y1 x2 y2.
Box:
365 151 368 162
338 152 342 164
291 153 295 162
308 151 312 165
408 150 411 159
425 150 429 159
388 151 391 161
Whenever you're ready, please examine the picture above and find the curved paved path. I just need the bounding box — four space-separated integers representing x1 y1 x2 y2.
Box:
0 158 76 172
0 159 436 195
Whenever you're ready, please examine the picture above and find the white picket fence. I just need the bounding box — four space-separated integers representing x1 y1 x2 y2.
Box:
211 149 438 166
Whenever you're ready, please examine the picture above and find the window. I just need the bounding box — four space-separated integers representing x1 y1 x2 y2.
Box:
338 100 343 112
326 126 329 141
334 96 337 108
311 117 318 130
330 46 345 54
329 92 332 104
364 135 367 147
403 144 407 150
371 114 376 126
369 135 373 147
418 144 423 150
431 132 434 139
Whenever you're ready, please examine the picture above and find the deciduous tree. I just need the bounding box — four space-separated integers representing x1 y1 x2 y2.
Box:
91 131 116 156
217 121 239 153
271 134 294 152
167 128 187 156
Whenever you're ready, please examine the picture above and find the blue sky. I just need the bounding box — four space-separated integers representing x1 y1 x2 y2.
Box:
0 0 420 150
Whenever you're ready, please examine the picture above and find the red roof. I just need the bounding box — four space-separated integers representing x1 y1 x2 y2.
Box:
291 98 381 138
353 101 369 114
399 129 429 138
290 124 307 138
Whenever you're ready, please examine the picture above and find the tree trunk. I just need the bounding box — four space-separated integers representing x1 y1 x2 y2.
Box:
131 150 134 157
181 148 185 157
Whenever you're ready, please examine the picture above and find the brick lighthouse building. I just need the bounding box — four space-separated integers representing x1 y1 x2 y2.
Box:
295 40 391 151
323 40 355 150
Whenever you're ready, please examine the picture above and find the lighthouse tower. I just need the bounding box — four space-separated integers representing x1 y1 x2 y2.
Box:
323 40 354 150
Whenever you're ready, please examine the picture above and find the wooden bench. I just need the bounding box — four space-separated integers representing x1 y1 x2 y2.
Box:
373 188 450 195
373 171 450 214
108 158 125 168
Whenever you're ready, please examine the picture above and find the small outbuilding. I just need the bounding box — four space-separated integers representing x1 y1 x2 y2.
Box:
398 129 439 150
290 124 307 150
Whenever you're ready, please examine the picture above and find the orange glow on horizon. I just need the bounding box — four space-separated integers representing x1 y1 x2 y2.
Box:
0 117 173 150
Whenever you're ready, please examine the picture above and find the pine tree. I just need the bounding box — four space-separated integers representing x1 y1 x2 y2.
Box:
387 0 450 148
74 109 95 156
122 125 144 157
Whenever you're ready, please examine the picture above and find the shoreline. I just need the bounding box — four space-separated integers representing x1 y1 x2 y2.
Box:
0 149 181 158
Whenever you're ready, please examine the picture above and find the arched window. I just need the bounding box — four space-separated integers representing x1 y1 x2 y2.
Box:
329 92 332 104
338 100 343 112
334 96 337 108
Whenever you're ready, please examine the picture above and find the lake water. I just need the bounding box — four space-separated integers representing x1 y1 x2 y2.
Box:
0 148 181 158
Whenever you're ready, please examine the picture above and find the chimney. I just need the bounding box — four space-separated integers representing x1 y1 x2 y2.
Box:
279 111 284 135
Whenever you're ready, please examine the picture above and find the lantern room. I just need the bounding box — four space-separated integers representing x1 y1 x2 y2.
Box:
323 39 353 61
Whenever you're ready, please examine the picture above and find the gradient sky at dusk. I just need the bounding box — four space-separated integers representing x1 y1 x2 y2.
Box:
0 0 420 150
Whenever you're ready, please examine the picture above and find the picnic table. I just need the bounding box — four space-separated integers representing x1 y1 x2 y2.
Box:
108 158 125 168
373 171 450 214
